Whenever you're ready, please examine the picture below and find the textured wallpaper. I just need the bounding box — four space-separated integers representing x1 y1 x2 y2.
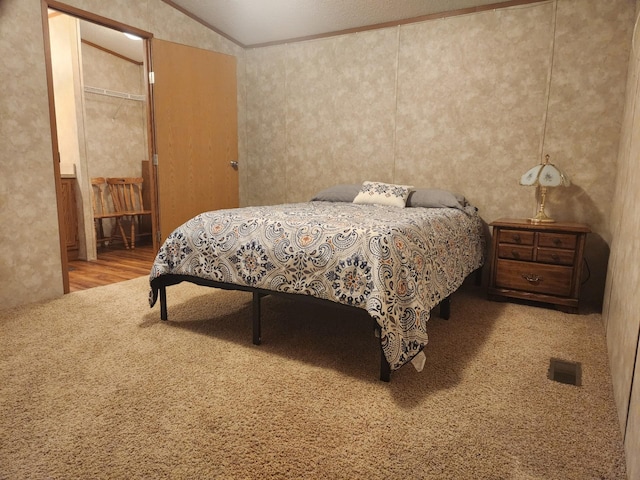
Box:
244 47 288 205
242 0 635 308
541 0 635 304
394 3 554 220
0 0 63 305
285 29 400 202
245 28 400 206
603 3 640 475
81 44 147 179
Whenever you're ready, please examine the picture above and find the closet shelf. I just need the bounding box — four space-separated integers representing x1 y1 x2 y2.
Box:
84 85 146 102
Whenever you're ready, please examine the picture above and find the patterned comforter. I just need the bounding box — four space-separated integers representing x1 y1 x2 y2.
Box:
149 201 485 370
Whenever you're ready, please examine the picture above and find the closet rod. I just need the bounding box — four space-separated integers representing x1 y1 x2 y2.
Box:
84 85 146 102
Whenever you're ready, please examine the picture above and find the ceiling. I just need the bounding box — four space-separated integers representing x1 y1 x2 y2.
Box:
168 0 506 47
79 20 146 63
72 0 513 63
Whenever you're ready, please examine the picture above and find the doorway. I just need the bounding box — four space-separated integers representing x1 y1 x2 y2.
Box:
44 3 157 292
43 2 240 294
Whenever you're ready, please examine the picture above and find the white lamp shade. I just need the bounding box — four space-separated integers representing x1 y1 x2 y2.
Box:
520 165 544 186
540 164 570 186
519 161 570 187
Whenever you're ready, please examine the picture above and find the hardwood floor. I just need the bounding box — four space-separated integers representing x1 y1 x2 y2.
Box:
68 244 157 292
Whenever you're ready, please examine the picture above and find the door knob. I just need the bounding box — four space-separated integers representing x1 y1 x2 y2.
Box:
230 161 238 170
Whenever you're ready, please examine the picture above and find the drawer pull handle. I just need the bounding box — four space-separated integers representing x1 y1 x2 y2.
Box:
511 250 520 259
552 238 562 246
512 234 521 243
551 253 560 262
522 273 542 283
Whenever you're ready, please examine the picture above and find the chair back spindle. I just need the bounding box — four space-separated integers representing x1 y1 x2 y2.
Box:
106 177 151 249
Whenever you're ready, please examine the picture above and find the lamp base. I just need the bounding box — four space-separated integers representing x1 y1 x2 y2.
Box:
529 186 555 223
529 211 555 223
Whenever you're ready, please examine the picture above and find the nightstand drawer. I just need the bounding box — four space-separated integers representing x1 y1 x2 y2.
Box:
538 232 577 249
537 247 575 266
497 229 535 245
495 259 573 297
498 244 533 261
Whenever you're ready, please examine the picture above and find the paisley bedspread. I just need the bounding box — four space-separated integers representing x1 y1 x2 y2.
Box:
149 201 485 370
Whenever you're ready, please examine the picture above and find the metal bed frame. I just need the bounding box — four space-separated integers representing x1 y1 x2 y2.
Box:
150 271 476 382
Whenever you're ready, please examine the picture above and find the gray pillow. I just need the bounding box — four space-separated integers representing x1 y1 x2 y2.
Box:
406 189 467 210
312 185 467 210
310 184 361 202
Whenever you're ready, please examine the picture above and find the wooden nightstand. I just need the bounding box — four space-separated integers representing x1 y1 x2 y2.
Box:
487 218 591 313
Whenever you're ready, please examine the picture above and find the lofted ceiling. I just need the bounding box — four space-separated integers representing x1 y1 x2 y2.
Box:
166 0 512 47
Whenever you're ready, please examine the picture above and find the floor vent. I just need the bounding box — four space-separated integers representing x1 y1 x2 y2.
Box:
548 358 582 386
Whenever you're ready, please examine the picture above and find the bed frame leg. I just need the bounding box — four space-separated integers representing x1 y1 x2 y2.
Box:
160 286 168 321
439 296 451 320
380 340 391 382
376 327 390 382
475 267 483 286
252 292 262 345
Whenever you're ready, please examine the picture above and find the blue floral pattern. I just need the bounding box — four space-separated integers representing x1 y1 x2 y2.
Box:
150 202 485 370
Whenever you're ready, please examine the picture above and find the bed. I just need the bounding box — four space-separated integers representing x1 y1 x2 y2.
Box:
149 182 486 381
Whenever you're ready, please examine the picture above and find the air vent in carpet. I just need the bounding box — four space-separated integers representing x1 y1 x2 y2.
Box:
548 358 582 386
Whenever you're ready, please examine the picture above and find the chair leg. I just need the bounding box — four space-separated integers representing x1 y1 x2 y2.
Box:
94 219 103 247
130 218 135 249
115 217 129 249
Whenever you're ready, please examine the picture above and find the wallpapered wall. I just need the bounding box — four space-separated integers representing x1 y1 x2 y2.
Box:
603 1 640 476
1 0 63 305
242 0 634 309
82 44 147 180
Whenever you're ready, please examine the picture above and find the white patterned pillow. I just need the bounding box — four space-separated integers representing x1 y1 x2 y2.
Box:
353 181 414 208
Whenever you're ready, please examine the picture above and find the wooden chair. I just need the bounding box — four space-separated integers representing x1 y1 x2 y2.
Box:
91 177 128 248
106 177 152 249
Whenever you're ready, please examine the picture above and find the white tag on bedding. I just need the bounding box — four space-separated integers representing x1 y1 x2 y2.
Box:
411 351 426 372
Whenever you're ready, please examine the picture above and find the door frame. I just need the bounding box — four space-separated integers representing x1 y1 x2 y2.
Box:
41 0 158 293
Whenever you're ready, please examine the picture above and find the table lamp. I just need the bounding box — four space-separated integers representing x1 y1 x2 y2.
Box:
519 154 570 223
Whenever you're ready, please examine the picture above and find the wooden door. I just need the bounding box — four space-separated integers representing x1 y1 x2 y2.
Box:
152 39 239 241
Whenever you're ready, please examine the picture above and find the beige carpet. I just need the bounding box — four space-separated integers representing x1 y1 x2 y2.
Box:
0 277 626 479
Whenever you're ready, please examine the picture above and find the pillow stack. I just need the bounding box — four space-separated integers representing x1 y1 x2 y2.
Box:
311 182 467 210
